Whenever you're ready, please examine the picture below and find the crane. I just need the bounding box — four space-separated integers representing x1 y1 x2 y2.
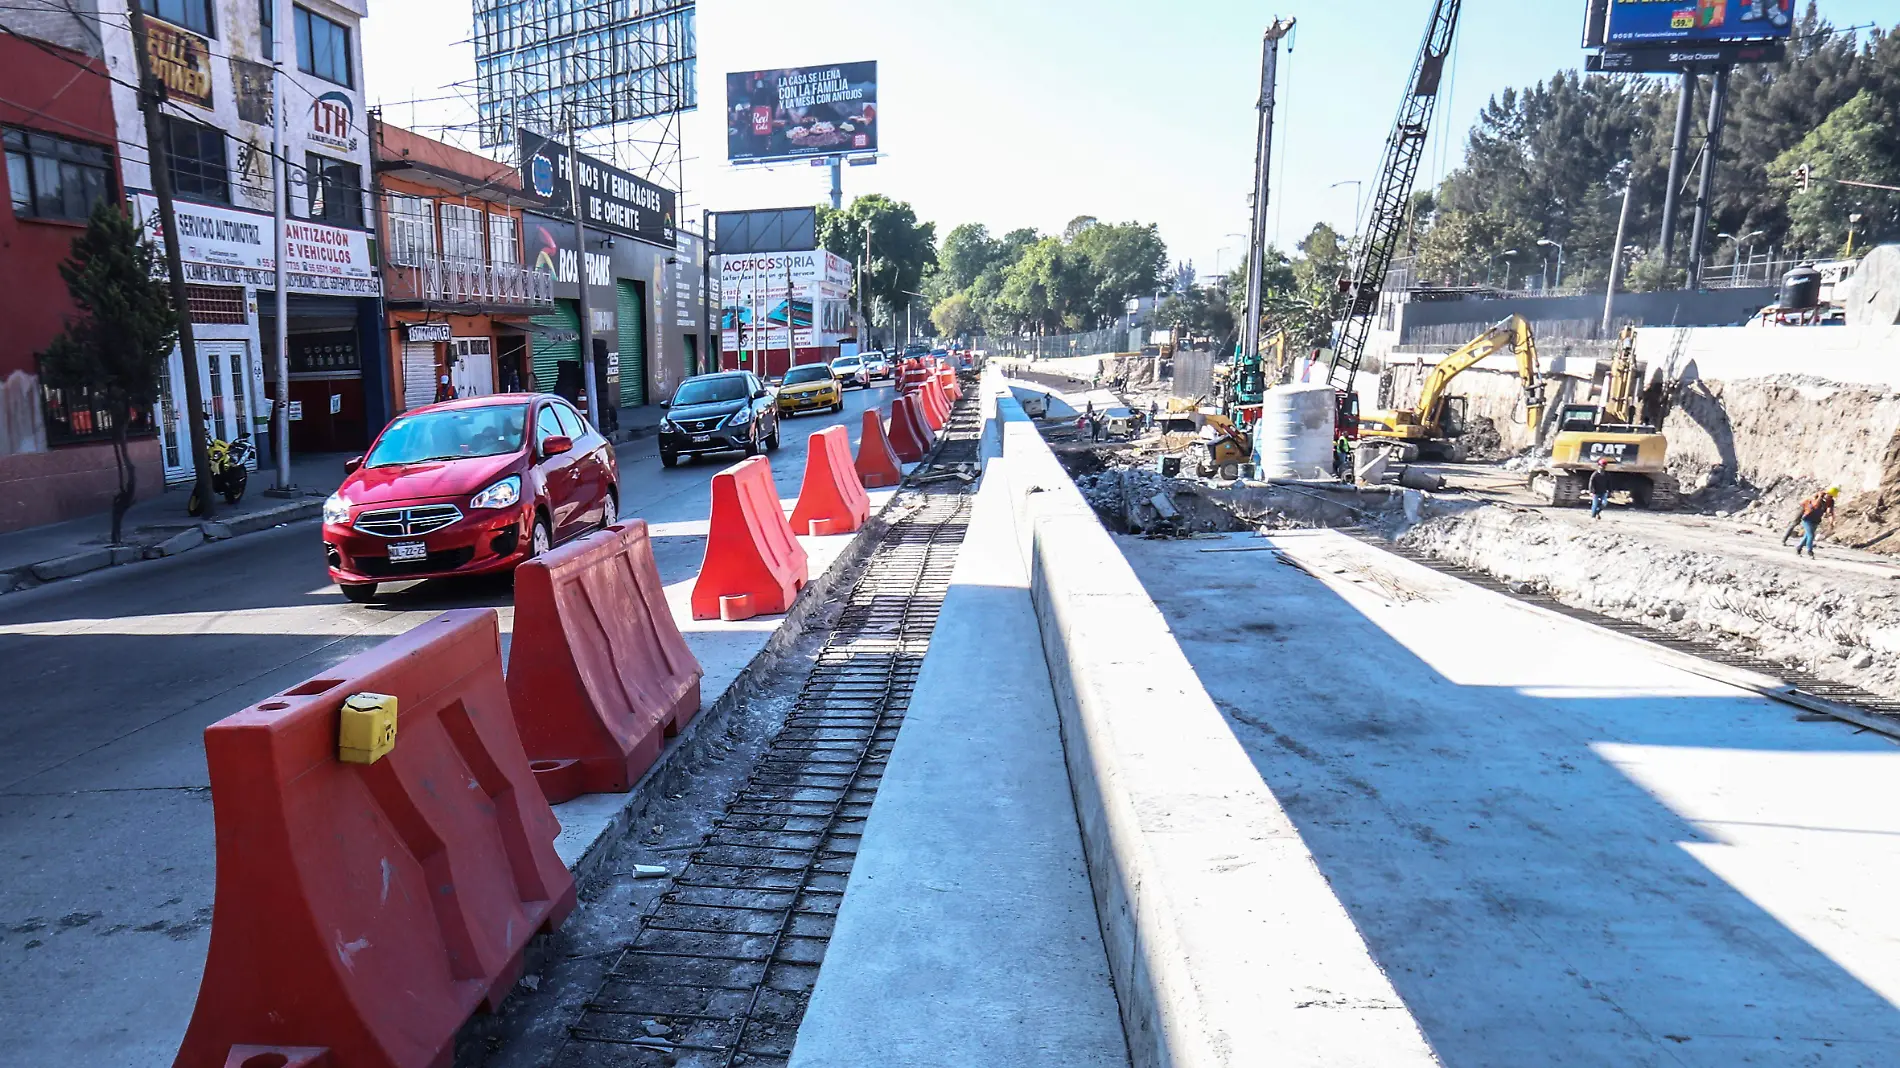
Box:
1231 18 1297 432
1326 0 1464 427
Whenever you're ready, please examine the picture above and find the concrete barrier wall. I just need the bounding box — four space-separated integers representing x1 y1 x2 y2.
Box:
978 370 1440 1068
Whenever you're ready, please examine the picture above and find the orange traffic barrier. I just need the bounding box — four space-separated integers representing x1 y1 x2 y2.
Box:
918 382 948 430
691 455 809 621
174 609 574 1068
791 425 871 536
907 389 942 434
937 368 962 401
856 407 904 488
509 521 705 805
888 395 931 463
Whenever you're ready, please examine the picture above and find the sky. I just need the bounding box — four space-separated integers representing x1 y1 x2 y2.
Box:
362 0 1898 282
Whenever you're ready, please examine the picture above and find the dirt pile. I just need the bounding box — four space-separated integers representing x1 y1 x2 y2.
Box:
1459 415 1507 461
1400 504 1900 700
1833 430 1900 551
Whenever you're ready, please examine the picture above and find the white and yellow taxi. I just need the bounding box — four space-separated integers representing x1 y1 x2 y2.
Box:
776 363 844 416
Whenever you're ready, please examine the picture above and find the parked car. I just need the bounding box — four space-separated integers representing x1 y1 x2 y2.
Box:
863 351 892 380
322 393 618 603
657 371 781 468
830 353 868 388
777 363 844 416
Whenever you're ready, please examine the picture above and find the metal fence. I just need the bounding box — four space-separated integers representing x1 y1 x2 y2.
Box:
968 327 1132 359
384 256 556 307
1170 349 1216 402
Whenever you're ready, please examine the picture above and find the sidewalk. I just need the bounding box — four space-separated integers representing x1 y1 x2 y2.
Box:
0 451 346 591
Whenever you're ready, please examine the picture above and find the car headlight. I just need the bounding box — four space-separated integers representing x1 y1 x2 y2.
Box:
322 494 352 525
727 409 754 428
470 475 522 510
659 418 677 432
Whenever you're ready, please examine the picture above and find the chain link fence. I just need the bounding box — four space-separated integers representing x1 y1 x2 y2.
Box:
968 327 1132 359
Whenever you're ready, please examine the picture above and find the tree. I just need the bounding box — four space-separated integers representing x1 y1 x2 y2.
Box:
818 195 938 330
1771 90 1900 255
1155 282 1234 339
939 222 1000 292
998 237 1091 333
38 202 177 544
1070 221 1168 324
931 291 977 338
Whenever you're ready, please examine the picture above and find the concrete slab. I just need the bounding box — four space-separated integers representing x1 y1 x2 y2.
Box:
1121 529 1900 1067
788 473 1127 1068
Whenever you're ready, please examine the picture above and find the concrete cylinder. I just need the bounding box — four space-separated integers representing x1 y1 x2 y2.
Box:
1257 383 1335 481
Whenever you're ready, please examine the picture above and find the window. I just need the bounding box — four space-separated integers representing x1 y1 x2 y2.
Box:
488 212 519 266
139 0 214 35
260 0 274 59
386 194 435 265
553 401 585 438
295 6 352 87
306 153 362 228
440 202 484 263
162 116 228 204
42 382 156 447
4 128 112 222
535 404 564 449
186 284 248 324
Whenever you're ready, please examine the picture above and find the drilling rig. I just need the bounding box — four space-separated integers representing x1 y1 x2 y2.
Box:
1325 0 1464 437
1227 17 1296 434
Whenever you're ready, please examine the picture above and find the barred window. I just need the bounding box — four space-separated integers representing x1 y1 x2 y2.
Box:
42 382 156 446
441 202 484 264
387 194 435 265
489 211 519 265
187 284 248 324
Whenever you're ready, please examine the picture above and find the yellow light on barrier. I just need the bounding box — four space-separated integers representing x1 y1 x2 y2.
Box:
339 692 398 764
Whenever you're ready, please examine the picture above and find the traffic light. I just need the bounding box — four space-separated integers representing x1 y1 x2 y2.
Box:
1795 162 1812 193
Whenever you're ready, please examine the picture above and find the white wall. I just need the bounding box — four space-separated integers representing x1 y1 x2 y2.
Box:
1638 325 1900 391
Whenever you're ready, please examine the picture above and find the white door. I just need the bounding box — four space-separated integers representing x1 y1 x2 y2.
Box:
451 337 494 398
161 340 257 484
402 342 439 411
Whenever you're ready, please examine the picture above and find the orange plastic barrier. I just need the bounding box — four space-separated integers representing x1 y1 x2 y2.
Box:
174 609 574 1068
856 407 904 488
888 395 932 463
916 382 948 431
790 425 871 536
509 521 705 804
937 368 962 401
691 455 809 621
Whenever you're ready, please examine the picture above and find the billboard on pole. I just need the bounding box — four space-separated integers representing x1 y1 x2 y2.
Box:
726 62 878 163
519 131 678 249
1604 0 1792 46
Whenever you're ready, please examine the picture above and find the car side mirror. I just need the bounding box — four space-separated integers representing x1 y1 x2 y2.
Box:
660 399 670 408
753 388 768 399
343 455 363 474
542 435 574 457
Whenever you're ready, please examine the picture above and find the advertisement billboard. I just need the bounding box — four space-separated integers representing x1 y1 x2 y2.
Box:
718 250 853 358
520 131 678 249
726 62 878 163
1605 0 1792 46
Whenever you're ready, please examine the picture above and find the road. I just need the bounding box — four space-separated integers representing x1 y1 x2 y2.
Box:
1122 529 1900 1067
0 382 896 1067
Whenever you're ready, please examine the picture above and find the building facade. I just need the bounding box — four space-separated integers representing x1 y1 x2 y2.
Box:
100 0 384 479
372 121 555 414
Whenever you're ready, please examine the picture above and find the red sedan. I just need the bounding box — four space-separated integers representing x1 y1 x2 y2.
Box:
322 393 618 603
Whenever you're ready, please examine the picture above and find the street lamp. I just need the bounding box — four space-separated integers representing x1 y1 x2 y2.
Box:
1848 212 1865 257
1329 180 1365 237
1215 232 1246 275
1491 249 1521 288
1535 238 1565 291
1717 230 1765 284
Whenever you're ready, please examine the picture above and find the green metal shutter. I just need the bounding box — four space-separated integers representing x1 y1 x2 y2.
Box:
617 280 646 408
530 300 581 393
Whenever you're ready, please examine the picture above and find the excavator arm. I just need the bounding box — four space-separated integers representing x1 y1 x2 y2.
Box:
1603 325 1639 426
1415 315 1544 430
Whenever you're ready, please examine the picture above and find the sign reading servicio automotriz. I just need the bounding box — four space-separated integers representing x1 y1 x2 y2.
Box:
726 62 878 163
518 130 677 249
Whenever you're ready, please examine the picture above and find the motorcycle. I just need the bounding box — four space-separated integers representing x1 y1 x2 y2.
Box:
187 423 257 516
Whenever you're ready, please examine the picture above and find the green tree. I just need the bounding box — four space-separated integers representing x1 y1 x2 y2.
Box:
939 222 1000 291
1156 282 1234 339
1070 221 1168 324
931 291 977 339
38 202 177 544
818 195 937 331
999 237 1091 333
1771 90 1900 255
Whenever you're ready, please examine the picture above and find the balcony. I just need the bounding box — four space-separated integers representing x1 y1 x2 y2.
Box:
383 255 555 309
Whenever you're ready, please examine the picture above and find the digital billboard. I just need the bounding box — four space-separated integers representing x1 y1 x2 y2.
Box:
1605 0 1792 46
726 62 878 163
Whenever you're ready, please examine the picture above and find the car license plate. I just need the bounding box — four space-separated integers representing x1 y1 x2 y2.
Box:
691 434 712 443
388 541 428 562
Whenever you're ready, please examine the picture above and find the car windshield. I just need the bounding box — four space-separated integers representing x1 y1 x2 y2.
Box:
783 365 833 385
673 376 750 405
366 404 528 467
833 358 861 369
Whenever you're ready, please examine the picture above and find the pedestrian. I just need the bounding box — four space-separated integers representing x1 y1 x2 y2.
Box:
1589 457 1613 519
1787 485 1841 558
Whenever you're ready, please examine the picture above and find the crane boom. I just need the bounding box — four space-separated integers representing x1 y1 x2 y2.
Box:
1327 0 1463 394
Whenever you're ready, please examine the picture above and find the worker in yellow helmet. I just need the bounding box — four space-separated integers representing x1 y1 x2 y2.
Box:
1785 485 1841 558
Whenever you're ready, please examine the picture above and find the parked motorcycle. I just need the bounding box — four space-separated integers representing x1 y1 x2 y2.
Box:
187 424 257 516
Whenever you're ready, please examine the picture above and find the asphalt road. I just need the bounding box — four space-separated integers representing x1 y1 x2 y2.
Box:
0 382 896 1067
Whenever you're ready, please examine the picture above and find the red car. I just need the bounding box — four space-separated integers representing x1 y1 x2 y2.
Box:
322 393 618 603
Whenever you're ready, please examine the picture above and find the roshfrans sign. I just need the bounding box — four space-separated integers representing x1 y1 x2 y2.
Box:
131 194 381 297
518 130 677 249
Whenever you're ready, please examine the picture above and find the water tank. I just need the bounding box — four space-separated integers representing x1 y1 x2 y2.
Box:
1257 383 1336 481
1779 262 1822 310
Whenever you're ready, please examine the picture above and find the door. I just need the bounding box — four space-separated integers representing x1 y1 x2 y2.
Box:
401 341 438 411
531 301 581 394
161 340 257 484
616 280 646 408
533 401 583 539
683 334 699 379
451 337 495 398
553 400 608 527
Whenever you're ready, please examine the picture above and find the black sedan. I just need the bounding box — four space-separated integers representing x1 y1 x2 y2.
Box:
657 371 781 468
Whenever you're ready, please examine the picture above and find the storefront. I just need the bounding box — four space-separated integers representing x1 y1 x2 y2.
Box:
717 249 853 378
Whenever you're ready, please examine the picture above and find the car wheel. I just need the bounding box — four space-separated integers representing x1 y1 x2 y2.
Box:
766 422 781 450
744 437 761 457
832 401 844 413
599 488 618 530
339 582 379 604
530 517 553 558
661 450 679 468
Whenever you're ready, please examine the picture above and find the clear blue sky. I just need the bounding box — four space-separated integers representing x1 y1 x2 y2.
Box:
365 0 1897 280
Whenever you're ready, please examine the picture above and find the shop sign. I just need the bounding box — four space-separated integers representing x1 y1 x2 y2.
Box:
406 322 453 343
309 91 359 153
145 22 212 110
132 194 382 297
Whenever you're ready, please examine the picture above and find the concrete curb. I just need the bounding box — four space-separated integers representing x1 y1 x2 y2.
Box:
1 498 322 596
982 370 1442 1068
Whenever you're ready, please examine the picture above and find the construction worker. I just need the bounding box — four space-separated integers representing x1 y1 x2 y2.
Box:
1333 435 1352 479
1589 457 1613 519
1788 485 1841 558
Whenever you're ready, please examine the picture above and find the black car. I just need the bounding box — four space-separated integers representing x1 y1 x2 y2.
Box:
658 371 781 468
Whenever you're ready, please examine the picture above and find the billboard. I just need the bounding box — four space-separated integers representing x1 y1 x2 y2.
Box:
718 250 853 355
1604 0 1792 46
726 62 878 163
472 0 697 147
712 207 820 255
520 131 678 249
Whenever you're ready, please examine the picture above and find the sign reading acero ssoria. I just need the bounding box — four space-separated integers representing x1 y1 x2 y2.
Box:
131 194 381 297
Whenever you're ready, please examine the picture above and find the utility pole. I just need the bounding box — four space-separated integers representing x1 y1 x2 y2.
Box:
785 254 796 368
828 157 843 210
126 1 217 518
702 210 715 373
1685 66 1731 289
1659 71 1695 263
269 0 292 492
1603 177 1634 338
563 123 603 428
1240 18 1296 414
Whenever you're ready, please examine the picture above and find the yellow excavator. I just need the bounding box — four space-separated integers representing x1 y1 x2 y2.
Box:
1531 326 1677 509
1361 315 1546 462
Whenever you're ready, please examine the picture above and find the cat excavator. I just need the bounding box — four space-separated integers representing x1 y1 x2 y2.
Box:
1530 326 1678 509
1360 314 1546 461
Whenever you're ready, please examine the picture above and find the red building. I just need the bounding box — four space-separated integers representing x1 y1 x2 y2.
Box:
0 30 151 532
